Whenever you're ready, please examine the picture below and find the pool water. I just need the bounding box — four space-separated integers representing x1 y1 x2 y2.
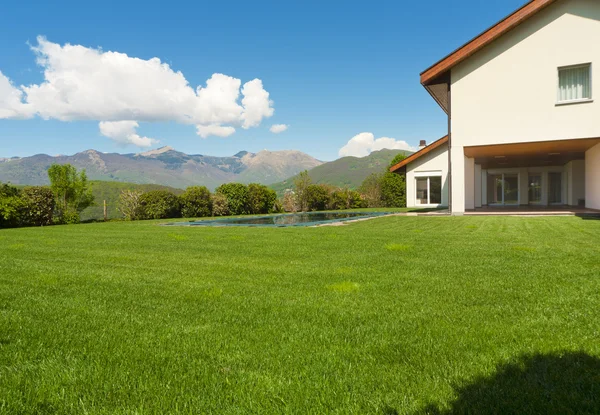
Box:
168 211 391 227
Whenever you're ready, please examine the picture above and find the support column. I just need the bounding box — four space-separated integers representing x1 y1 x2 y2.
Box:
451 146 465 214
586 143 600 210
465 156 475 211
474 163 482 208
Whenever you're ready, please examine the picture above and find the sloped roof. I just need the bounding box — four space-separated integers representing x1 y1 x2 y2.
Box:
389 135 448 173
422 0 559 112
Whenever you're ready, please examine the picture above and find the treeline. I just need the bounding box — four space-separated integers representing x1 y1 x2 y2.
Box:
119 183 281 220
283 153 407 211
0 164 93 228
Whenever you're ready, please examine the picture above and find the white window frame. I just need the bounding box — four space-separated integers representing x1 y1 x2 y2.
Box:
556 63 593 106
414 171 442 207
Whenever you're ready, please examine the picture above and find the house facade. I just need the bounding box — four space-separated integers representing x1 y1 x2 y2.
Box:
392 0 600 213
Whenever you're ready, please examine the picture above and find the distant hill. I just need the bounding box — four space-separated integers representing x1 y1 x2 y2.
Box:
80 181 185 221
270 149 411 194
0 147 322 190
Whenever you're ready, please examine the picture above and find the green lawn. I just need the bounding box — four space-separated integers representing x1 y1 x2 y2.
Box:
1 216 599 414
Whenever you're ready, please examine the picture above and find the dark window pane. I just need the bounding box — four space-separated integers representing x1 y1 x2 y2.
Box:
416 178 428 204
430 176 442 204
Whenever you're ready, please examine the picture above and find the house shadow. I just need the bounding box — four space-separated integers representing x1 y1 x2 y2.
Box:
576 213 600 220
414 351 600 415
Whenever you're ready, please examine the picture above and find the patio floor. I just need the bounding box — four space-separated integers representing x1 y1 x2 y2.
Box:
465 206 600 217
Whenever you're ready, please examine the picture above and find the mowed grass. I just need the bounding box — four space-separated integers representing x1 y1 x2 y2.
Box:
0 216 599 414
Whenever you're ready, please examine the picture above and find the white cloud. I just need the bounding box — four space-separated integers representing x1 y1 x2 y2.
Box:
269 124 288 134
338 132 416 158
0 72 33 120
240 79 274 129
196 124 236 138
0 37 275 147
99 121 158 148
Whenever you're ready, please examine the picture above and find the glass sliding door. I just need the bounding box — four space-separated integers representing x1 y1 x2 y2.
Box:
528 175 542 204
504 174 519 205
487 173 520 205
415 175 442 206
416 178 428 205
548 172 562 204
429 176 442 204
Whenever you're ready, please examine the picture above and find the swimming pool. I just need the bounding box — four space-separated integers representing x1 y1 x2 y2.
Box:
167 211 392 227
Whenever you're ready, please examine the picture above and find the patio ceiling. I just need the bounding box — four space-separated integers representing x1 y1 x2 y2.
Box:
464 137 600 169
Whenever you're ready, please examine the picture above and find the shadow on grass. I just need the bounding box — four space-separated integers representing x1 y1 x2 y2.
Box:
576 213 600 220
415 352 600 415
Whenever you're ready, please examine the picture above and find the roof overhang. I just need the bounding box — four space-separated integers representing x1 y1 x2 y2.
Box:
390 135 449 173
464 137 600 169
421 0 559 112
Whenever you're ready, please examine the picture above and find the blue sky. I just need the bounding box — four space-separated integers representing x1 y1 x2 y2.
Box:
0 0 526 161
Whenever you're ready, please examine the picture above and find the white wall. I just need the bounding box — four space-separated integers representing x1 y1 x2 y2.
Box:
586 143 600 209
406 144 449 208
452 0 600 148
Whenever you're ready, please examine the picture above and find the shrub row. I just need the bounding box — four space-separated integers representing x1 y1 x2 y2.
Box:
119 183 281 220
284 184 367 212
0 183 55 228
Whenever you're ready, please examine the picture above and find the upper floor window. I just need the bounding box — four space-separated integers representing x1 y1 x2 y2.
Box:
557 64 592 104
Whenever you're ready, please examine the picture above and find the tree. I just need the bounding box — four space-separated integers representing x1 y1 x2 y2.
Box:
389 153 407 169
47 164 94 224
180 186 212 218
380 153 407 208
138 190 181 220
282 191 298 213
247 183 277 214
20 186 55 226
305 184 331 211
118 190 144 220
0 183 24 228
294 170 312 212
211 193 229 216
215 183 249 215
359 173 383 208
380 173 406 208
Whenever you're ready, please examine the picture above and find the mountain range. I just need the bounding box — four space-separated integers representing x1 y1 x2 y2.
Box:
0 147 323 190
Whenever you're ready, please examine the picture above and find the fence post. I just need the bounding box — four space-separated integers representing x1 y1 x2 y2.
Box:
103 200 107 221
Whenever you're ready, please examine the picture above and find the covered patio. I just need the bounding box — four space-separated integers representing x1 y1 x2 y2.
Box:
463 137 600 210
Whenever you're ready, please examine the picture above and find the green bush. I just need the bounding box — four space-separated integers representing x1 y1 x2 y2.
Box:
330 188 366 210
380 172 406 208
211 193 229 216
0 184 25 229
247 183 277 214
215 183 249 215
20 186 55 226
180 186 212 218
305 184 331 212
138 190 181 220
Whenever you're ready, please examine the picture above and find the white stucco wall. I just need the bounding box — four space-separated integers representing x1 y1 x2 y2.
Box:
406 143 449 208
451 0 600 148
586 143 600 209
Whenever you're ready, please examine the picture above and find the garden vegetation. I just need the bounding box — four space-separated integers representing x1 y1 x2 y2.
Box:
0 153 409 228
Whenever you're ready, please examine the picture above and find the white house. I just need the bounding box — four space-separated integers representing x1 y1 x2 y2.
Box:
391 0 600 214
